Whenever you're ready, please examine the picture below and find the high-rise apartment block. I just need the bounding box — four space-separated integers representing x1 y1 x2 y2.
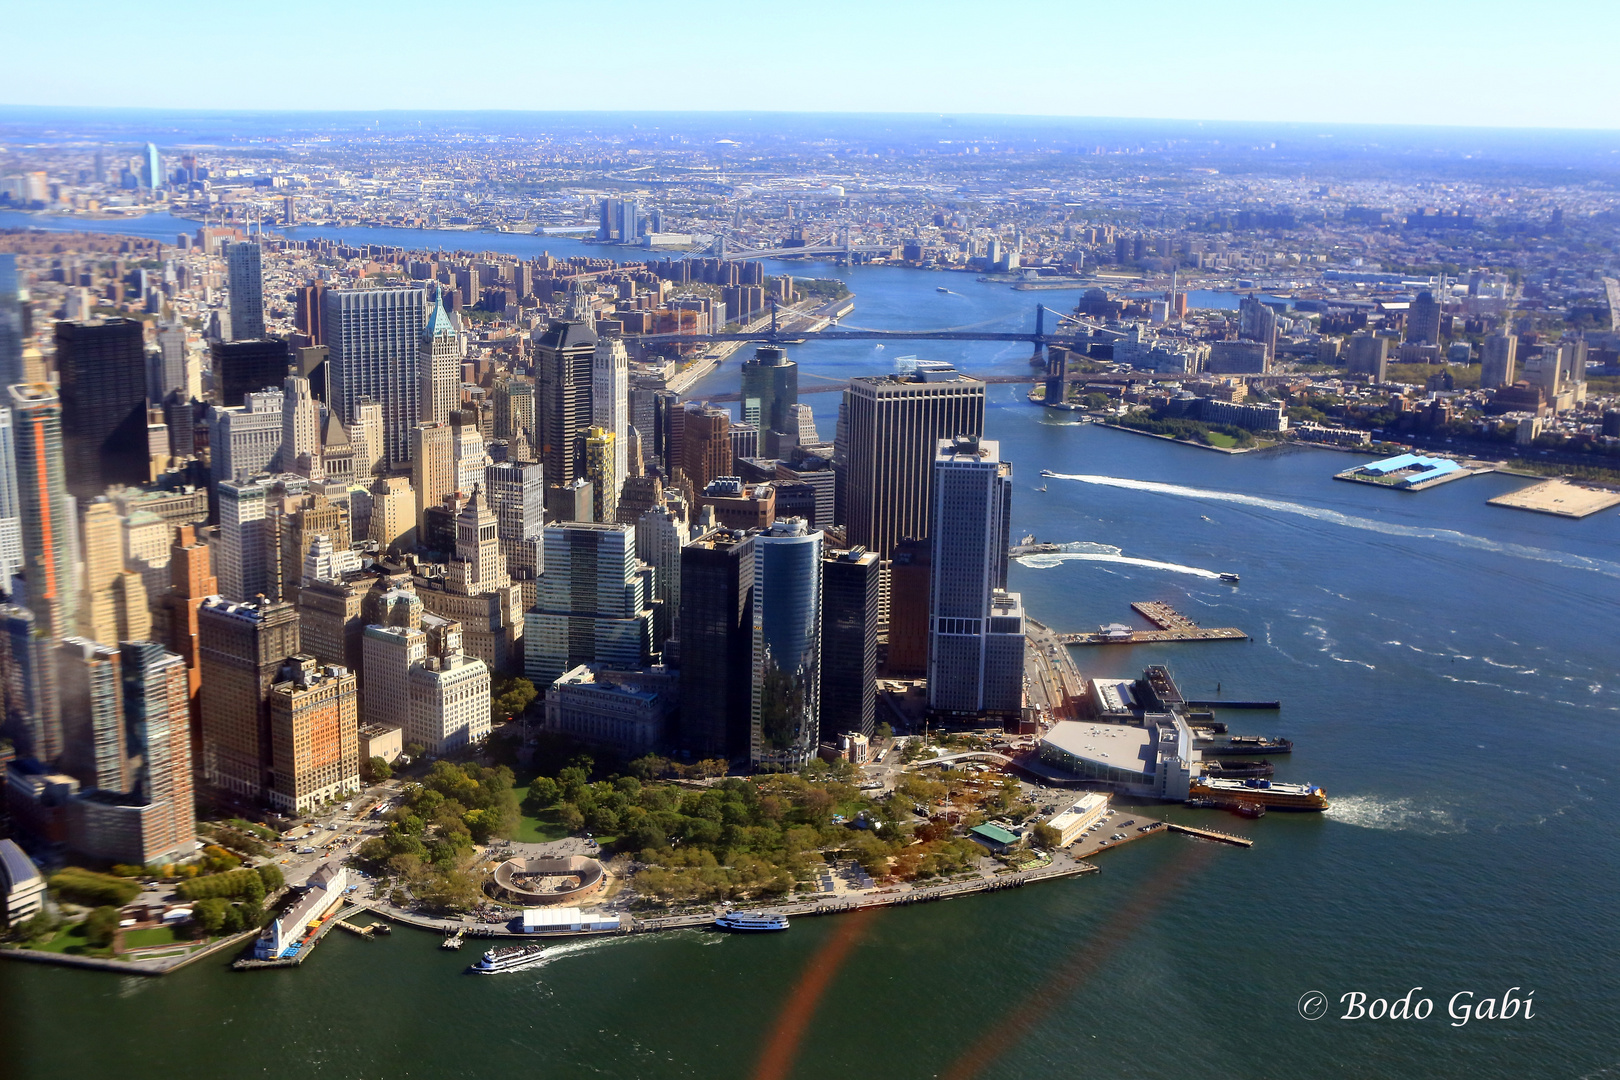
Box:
1481 326 1519 389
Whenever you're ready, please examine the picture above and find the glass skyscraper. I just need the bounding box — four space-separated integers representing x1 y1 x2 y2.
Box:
748 518 822 770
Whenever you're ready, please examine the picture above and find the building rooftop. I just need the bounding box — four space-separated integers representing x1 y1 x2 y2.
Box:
0 838 41 889
1041 721 1155 774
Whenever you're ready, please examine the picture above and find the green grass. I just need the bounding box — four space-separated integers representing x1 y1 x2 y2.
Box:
31 923 113 957
1201 431 1239 448
514 807 574 843
120 926 187 949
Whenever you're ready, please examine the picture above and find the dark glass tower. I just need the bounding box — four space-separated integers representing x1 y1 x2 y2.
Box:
739 345 798 456
678 529 753 761
212 338 291 407
54 318 149 498
820 547 878 742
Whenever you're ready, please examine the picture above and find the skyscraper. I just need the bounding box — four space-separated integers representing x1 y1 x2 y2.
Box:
217 480 269 602
0 405 22 586
57 638 127 793
592 336 630 493
411 421 454 533
524 522 651 684
682 404 732 492
226 241 266 341
1408 290 1443 346
485 461 545 581
420 287 461 424
142 143 163 190
1481 326 1519 389
748 518 822 770
281 374 320 476
678 528 753 760
116 641 195 865
926 436 1023 721
267 655 359 814
325 287 426 469
55 318 149 498
161 523 215 747
208 391 283 485
842 369 985 560
534 319 597 490
9 384 76 638
585 426 618 524
0 254 24 387
820 547 879 742
635 499 688 653
1238 294 1277 361
739 345 798 456
212 338 290 407
198 596 300 801
79 499 150 646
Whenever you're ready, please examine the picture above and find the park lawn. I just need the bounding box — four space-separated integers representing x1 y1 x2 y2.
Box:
1201 430 1239 448
121 925 188 949
514 807 573 843
31 923 113 957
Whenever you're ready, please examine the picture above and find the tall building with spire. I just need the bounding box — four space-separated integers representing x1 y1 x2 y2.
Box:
420 287 462 424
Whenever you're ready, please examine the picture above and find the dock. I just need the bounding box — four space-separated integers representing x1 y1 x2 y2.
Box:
232 903 364 970
1487 479 1620 519
1166 822 1254 847
1058 602 1248 646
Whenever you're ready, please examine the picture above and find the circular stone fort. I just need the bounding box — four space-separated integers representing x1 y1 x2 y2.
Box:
490 855 609 906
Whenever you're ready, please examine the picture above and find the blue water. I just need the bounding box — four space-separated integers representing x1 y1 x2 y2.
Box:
3 207 1618 1079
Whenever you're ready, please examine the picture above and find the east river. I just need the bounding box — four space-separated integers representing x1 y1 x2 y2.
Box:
3 211 1619 1079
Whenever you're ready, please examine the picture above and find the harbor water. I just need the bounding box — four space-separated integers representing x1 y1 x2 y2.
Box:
3 211 1618 1079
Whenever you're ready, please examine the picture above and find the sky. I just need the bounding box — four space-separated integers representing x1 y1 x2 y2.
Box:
5 0 1617 130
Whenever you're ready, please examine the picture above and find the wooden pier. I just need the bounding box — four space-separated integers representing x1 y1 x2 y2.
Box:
1166 823 1254 847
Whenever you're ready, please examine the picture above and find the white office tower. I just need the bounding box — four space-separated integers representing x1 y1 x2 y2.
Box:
0 254 22 386
0 407 21 584
281 375 320 477
405 621 490 754
351 399 385 478
747 518 822 770
484 461 545 579
592 336 630 493
524 522 652 684
420 287 462 424
302 533 361 586
453 417 487 497
635 500 688 650
361 624 424 733
789 403 820 448
325 287 426 469
208 391 283 484
156 324 189 401
926 436 1023 721
226 241 265 341
218 480 270 601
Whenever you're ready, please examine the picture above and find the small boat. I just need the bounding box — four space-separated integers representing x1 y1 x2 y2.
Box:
470 943 546 974
441 931 464 950
1037 484 1048 493
1219 573 1240 584
714 911 790 932
936 286 952 294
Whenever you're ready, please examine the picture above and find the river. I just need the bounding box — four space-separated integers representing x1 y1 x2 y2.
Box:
3 210 1618 1080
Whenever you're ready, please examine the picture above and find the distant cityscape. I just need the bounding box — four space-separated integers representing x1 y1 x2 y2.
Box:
0 111 1615 973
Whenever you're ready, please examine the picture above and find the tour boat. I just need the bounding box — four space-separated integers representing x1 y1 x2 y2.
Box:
470 943 547 974
714 912 790 932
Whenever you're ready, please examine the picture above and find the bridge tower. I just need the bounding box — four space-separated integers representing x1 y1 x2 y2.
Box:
715 234 727 261
1031 303 1047 365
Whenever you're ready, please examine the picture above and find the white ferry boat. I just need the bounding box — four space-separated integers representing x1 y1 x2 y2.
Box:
470 943 546 974
714 912 790 933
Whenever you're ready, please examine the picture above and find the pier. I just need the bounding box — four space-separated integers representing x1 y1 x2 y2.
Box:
1487 479 1620 519
1166 823 1255 847
1058 602 1249 646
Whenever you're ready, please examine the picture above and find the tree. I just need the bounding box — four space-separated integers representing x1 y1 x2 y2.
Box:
256 863 285 893
83 906 122 948
558 804 585 832
193 897 229 934
364 755 393 782
523 776 559 812
1030 823 1062 850
875 722 894 741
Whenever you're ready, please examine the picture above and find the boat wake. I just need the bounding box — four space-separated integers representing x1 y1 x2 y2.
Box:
1041 473 1620 582
1326 794 1465 835
1015 541 1220 579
